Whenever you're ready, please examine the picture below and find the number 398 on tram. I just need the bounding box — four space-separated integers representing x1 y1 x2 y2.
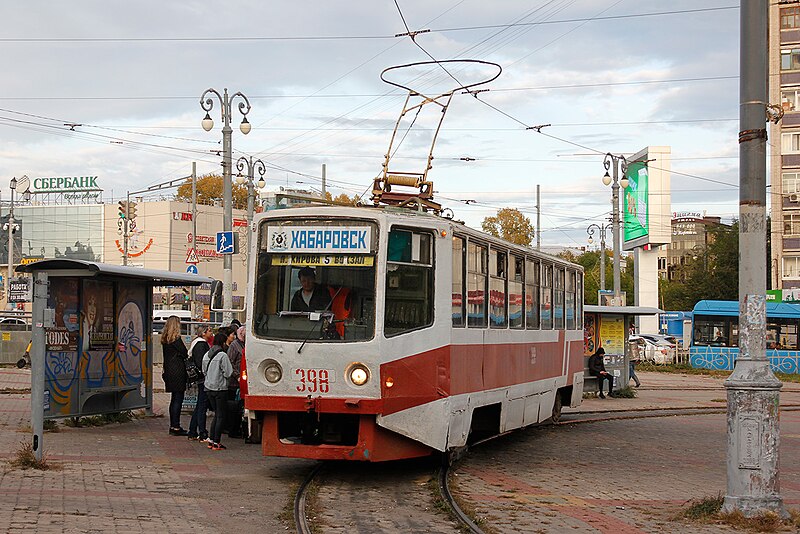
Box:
241 205 585 461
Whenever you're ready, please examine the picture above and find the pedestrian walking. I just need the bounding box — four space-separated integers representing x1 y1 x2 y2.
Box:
160 316 189 436
188 324 213 442
588 347 614 399
226 325 245 438
203 331 234 451
629 354 641 388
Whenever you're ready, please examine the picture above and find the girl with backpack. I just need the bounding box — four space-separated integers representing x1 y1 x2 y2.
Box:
202 330 234 451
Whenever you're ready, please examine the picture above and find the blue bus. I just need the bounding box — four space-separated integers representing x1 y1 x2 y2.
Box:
690 299 800 374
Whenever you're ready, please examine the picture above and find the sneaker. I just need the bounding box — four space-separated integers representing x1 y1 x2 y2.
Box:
212 443 227 451
598 393 606 399
187 434 199 441
207 441 216 449
199 437 212 444
169 427 188 436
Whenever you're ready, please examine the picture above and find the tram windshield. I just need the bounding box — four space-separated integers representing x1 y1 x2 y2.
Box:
252 220 376 342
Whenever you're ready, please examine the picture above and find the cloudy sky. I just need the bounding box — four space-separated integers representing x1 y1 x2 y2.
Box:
0 1 740 248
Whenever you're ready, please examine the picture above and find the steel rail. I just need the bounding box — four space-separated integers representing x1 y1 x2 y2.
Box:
294 462 323 534
438 463 485 534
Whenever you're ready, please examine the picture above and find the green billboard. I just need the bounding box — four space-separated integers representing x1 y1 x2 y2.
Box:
623 161 649 242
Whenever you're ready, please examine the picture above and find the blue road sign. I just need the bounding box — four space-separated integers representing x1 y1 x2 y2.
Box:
186 264 198 275
216 231 235 254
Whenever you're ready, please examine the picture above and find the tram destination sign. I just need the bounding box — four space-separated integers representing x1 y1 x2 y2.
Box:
271 254 374 267
267 226 371 253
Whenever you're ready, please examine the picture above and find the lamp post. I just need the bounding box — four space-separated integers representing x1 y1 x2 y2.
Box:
586 222 612 291
602 153 629 304
200 88 252 323
235 155 266 277
4 176 30 308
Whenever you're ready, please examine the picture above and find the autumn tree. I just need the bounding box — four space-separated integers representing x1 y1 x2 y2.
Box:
481 208 535 246
175 174 249 209
332 193 361 205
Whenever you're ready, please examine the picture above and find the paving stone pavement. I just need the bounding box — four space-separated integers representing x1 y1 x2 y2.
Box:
1 367 799 533
453 372 800 533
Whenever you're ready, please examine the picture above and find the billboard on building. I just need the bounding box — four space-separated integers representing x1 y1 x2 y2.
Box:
623 146 672 250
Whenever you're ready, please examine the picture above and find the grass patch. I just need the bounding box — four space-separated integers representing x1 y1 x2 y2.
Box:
612 386 637 398
637 363 800 383
682 493 723 520
7 441 59 470
680 494 800 531
63 411 134 427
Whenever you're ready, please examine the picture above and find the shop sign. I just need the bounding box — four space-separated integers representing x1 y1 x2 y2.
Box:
32 176 101 193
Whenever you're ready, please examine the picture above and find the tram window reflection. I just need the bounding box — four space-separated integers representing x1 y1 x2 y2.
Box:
385 228 434 336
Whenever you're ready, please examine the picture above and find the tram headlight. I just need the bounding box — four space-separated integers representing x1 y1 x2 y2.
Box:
347 363 370 386
263 360 283 383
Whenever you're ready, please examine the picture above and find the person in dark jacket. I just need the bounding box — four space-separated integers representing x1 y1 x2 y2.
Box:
290 267 331 312
188 324 213 441
226 325 245 438
588 347 614 399
161 316 189 435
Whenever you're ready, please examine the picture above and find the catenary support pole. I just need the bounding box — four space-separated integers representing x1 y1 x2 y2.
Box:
723 0 786 517
30 271 47 461
191 162 197 316
536 184 541 251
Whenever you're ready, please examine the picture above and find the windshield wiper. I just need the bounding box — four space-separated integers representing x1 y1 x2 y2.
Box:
297 287 342 354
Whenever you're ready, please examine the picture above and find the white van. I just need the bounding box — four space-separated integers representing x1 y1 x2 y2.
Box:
152 309 193 335
153 309 191 322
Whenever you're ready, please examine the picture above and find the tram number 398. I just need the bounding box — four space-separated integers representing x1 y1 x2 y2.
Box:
295 368 330 393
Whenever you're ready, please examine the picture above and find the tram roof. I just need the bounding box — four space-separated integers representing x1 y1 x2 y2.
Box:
693 299 800 318
584 305 663 315
16 259 212 286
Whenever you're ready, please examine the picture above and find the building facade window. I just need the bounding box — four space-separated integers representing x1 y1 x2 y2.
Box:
782 7 800 29
785 212 800 235
783 256 800 278
782 88 800 112
782 132 800 154
783 172 800 196
782 48 800 71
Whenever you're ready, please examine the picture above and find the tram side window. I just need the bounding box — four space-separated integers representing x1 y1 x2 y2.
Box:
489 249 507 328
452 236 465 327
693 317 736 346
768 320 798 349
565 270 576 330
554 268 565 329
385 229 434 337
525 259 539 329
509 255 524 329
467 242 488 328
541 263 553 330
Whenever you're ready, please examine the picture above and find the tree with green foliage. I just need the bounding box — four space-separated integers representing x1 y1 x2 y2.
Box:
560 249 634 305
175 174 249 209
481 208 535 246
659 221 739 310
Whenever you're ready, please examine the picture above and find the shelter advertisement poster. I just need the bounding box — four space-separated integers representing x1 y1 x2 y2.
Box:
623 161 649 242
45 277 80 417
599 315 625 355
82 280 115 351
584 313 599 355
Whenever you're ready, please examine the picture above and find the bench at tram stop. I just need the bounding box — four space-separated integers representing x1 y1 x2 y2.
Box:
582 347 631 396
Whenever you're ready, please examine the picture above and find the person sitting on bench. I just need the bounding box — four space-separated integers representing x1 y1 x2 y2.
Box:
588 347 614 399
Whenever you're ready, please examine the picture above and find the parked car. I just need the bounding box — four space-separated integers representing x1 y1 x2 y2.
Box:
629 335 675 364
639 333 677 347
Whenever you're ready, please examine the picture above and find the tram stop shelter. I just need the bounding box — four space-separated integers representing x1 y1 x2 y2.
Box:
17 259 212 421
583 305 662 393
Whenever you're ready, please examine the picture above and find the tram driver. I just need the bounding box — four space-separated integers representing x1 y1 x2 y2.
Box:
290 267 332 312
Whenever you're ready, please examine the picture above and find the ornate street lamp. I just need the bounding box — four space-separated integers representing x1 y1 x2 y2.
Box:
235 155 266 276
586 222 613 291
200 88 252 323
602 153 628 304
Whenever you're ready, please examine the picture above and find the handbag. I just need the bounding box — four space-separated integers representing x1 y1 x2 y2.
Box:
185 357 205 384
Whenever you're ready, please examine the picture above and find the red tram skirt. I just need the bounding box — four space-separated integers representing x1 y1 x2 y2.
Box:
261 413 433 462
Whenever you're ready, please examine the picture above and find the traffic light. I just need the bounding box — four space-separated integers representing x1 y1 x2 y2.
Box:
118 200 128 219
210 279 223 310
182 287 190 302
170 293 179 305
127 201 137 221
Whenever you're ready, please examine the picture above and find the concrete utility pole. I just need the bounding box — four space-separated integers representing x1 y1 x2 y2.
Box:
723 0 786 517
321 163 327 198
602 154 628 304
30 271 47 461
536 184 541 251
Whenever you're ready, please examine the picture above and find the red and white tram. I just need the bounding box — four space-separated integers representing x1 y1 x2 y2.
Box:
241 205 585 461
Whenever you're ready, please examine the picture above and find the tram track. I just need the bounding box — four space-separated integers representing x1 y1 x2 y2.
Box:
292 405 800 533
